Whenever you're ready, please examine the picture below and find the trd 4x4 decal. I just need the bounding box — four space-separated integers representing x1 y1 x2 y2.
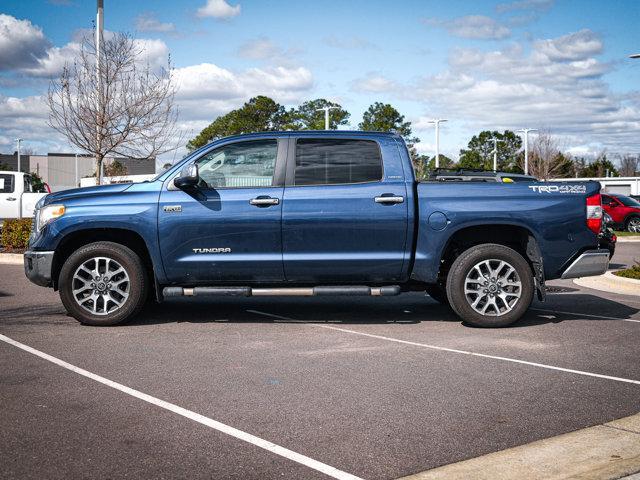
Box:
528 185 586 194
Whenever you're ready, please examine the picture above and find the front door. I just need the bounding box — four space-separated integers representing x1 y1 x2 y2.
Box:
158 138 286 284
282 136 409 283
0 173 18 219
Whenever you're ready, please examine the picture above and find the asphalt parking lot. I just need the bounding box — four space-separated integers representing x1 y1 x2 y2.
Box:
1 243 639 480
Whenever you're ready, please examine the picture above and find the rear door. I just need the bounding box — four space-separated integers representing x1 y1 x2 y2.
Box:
281 136 408 283
21 175 44 218
158 137 287 284
0 173 18 219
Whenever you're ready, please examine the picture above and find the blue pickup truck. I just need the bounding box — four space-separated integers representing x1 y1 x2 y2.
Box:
24 131 609 327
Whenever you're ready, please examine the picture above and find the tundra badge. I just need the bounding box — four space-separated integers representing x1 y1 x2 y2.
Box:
163 205 182 212
193 247 232 254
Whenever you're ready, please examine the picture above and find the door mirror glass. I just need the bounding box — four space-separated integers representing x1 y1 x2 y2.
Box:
174 164 199 190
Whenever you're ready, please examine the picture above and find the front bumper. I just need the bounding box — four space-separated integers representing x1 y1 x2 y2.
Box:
24 250 54 287
561 249 609 279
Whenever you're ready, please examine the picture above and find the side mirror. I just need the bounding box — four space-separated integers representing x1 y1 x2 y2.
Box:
174 164 199 190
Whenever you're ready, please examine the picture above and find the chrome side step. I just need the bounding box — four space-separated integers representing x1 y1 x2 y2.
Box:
163 285 401 298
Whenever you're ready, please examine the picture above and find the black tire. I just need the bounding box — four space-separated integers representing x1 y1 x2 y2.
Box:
446 243 534 328
625 215 640 233
59 241 148 326
425 284 450 306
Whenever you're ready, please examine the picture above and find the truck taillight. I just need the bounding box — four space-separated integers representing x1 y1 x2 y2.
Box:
586 193 602 235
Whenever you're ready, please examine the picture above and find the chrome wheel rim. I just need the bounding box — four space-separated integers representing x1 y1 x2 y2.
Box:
72 257 130 316
629 218 640 233
464 259 522 316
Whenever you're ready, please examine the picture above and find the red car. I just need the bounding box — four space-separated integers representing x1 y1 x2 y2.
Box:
601 193 640 232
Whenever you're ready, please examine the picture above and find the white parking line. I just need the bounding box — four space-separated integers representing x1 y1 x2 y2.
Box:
0 334 362 480
531 308 640 323
247 310 640 386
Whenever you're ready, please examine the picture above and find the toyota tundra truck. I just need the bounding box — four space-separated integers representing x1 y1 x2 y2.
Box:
23 131 609 327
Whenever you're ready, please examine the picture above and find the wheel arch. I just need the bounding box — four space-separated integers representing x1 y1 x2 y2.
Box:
438 223 542 287
52 228 157 296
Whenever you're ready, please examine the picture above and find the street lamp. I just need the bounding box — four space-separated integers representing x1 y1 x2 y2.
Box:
14 138 23 173
427 119 447 168
491 137 501 172
629 54 640 58
315 106 339 130
96 0 104 185
516 128 537 175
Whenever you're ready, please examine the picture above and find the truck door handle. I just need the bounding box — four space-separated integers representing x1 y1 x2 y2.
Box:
374 195 404 204
7 197 16 201
250 197 279 207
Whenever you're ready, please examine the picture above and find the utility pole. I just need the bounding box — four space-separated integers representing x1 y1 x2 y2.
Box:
517 128 537 175
491 137 500 172
96 0 104 185
316 106 339 130
75 153 79 186
428 119 447 168
15 138 23 173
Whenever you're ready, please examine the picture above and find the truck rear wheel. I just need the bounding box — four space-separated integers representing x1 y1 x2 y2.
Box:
446 244 534 328
59 241 148 326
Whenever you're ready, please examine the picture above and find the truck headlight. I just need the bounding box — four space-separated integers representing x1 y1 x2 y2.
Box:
37 204 65 232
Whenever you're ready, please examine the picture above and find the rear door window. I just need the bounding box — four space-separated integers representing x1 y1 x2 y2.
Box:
0 174 14 193
294 139 382 186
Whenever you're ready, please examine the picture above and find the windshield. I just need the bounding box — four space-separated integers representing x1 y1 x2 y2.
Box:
616 195 640 207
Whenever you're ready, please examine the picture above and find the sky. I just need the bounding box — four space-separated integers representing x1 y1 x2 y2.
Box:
0 0 639 167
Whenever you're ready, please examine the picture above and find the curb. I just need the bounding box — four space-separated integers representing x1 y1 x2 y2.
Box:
400 412 640 480
574 270 640 296
0 253 24 265
617 237 640 243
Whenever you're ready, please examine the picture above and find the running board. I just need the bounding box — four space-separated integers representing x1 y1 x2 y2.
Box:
162 285 401 298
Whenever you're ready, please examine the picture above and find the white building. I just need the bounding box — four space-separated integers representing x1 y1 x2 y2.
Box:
549 177 640 196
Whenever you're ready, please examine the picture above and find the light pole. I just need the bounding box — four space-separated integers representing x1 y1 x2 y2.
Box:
96 0 104 185
491 137 501 172
15 138 23 173
316 106 339 130
75 153 79 186
516 128 537 175
428 119 447 168
630 54 640 58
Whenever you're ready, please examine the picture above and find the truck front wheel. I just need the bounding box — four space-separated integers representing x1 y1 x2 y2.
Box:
59 241 148 326
446 244 534 327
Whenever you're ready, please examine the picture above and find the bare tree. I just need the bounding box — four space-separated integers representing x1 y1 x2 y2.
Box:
522 130 573 180
619 154 639 177
47 32 178 184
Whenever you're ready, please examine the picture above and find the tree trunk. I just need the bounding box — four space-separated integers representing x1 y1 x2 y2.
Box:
96 153 104 185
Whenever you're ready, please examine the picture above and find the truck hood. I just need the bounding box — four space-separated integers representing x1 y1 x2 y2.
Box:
42 183 132 206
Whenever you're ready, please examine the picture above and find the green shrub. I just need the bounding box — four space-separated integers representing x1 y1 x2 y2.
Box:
1 218 32 250
614 261 640 280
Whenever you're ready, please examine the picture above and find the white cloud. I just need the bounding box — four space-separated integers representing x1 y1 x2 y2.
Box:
0 95 64 153
410 31 639 152
21 42 80 77
534 29 602 62
133 38 170 71
197 0 241 19
424 15 511 40
0 14 50 70
135 13 176 33
172 63 313 120
351 73 398 93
